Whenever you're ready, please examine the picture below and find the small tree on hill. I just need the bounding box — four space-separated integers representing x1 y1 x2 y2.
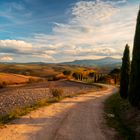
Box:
109 68 121 84
88 72 95 78
129 9 140 107
94 74 97 82
120 44 130 99
72 72 79 80
63 70 71 76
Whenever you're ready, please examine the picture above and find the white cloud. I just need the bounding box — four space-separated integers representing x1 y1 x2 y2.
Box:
0 56 13 61
71 0 118 25
24 0 138 62
0 39 55 61
101 0 128 5
5 2 25 11
32 54 54 60
0 0 138 62
0 40 32 51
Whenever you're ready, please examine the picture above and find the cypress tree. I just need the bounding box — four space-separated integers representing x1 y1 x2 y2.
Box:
120 44 130 99
95 74 98 82
129 9 140 107
94 74 97 83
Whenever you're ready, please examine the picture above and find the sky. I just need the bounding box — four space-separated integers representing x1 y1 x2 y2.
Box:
0 0 139 62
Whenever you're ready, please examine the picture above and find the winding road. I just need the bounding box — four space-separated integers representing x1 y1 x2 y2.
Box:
0 85 118 140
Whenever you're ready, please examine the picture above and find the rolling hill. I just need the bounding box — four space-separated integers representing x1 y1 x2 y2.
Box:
0 57 121 79
0 73 41 85
0 64 81 78
61 57 121 69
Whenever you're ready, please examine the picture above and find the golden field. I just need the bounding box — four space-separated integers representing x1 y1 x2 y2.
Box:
0 72 41 85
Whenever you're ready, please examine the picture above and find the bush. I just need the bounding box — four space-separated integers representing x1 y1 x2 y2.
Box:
0 81 7 88
28 78 43 83
72 72 80 80
63 70 71 76
88 72 95 78
66 75 72 80
49 74 65 81
55 73 65 80
28 78 36 83
50 88 63 98
47 77 54 81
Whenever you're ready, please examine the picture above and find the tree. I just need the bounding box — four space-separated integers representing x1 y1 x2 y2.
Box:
109 68 121 84
129 9 140 107
120 44 130 99
72 72 79 80
88 72 95 78
72 72 83 80
63 70 71 76
94 74 97 82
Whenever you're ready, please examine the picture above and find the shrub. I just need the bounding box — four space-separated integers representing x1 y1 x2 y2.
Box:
28 78 36 83
109 68 121 85
50 88 63 98
47 77 54 81
28 78 43 83
56 73 65 80
63 70 71 76
72 72 81 80
88 72 95 78
0 81 7 88
66 75 72 80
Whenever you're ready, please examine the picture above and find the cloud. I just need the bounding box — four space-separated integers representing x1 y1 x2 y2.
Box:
0 39 55 61
0 0 138 62
23 0 137 62
71 0 118 25
6 2 25 11
107 0 127 5
0 56 13 61
0 40 32 54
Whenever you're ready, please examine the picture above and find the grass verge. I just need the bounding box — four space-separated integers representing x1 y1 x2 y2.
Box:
0 91 88 126
0 96 64 126
104 92 135 140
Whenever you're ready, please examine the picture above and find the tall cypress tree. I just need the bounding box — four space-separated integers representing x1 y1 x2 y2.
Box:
129 9 140 107
120 44 130 99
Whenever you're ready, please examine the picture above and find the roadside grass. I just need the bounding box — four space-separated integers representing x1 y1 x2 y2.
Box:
104 92 135 140
0 96 64 126
0 90 88 126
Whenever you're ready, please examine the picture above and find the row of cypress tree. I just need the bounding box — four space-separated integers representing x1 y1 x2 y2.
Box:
120 8 140 108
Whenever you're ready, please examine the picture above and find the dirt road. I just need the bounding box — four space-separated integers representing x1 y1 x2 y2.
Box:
0 85 118 140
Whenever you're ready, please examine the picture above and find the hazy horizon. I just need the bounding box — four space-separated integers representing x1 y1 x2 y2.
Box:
0 0 139 63
0 56 121 64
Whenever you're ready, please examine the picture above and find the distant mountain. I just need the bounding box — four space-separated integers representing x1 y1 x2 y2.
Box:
0 57 122 70
61 57 122 69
